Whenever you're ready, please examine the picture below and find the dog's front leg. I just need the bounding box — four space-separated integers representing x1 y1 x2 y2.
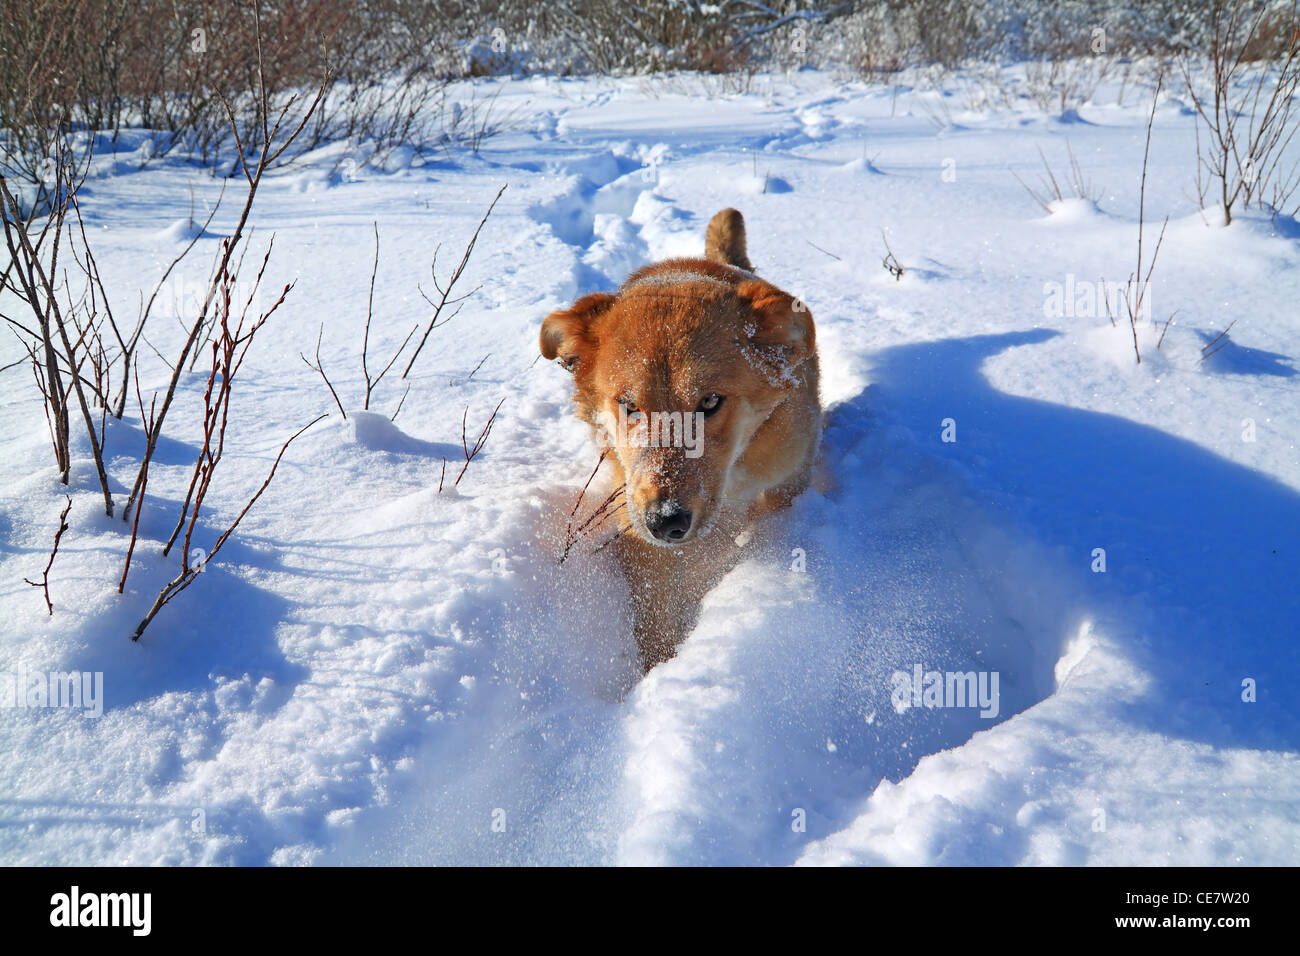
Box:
616 530 742 673
616 537 695 671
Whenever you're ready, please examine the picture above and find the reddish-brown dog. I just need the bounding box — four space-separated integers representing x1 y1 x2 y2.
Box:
541 208 820 671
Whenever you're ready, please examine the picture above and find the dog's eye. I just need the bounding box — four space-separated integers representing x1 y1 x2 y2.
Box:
697 393 724 415
620 398 640 414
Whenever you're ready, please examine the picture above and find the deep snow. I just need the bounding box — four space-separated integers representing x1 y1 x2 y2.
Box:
1 69 1297 865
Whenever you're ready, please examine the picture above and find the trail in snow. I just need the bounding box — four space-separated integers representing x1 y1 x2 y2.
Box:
334 133 1099 865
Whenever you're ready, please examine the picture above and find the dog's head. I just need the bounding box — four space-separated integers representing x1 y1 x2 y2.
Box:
541 260 814 546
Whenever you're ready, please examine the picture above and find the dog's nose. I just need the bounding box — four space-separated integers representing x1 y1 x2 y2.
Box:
644 502 693 542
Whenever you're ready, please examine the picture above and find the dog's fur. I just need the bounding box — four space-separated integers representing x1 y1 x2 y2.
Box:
540 208 820 670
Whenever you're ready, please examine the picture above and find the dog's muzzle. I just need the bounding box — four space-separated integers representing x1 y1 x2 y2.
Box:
643 500 693 543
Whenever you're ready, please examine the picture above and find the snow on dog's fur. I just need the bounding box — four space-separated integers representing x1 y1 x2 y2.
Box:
541 208 821 671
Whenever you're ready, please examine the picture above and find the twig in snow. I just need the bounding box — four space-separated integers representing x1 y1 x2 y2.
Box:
390 382 411 423
119 368 157 593
402 184 506 379
806 239 841 261
301 322 348 420
1121 74 1169 365
561 488 628 564
450 398 506 489
559 450 614 564
881 229 904 281
1157 310 1180 350
465 352 491 382
108 180 227 419
592 523 632 554
132 414 326 642
360 222 417 411
25 495 72 615
1200 319 1238 363
162 240 293 561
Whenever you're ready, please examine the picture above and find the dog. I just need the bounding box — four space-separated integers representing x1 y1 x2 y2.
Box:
540 208 820 671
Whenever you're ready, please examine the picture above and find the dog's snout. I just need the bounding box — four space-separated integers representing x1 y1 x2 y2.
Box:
644 501 693 543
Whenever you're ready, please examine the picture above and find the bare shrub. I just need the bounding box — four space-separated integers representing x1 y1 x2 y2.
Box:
121 23 329 522
1179 0 1300 224
1 0 453 179
108 184 226 419
358 225 416 414
1107 78 1170 365
1025 56 1115 112
447 399 506 491
0 141 114 514
437 87 528 156
126 222 325 639
1012 141 1104 212
821 1 1225 84
301 222 415 421
300 195 503 424
302 323 349 420
0 0 115 208
162 246 292 562
403 185 506 379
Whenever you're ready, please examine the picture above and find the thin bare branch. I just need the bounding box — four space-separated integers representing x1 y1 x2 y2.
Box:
25 495 72 615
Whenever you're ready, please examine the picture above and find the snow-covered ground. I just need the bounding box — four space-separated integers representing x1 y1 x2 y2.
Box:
1 69 1297 866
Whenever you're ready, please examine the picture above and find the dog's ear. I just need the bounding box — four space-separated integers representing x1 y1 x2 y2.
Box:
540 293 616 373
736 279 814 372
